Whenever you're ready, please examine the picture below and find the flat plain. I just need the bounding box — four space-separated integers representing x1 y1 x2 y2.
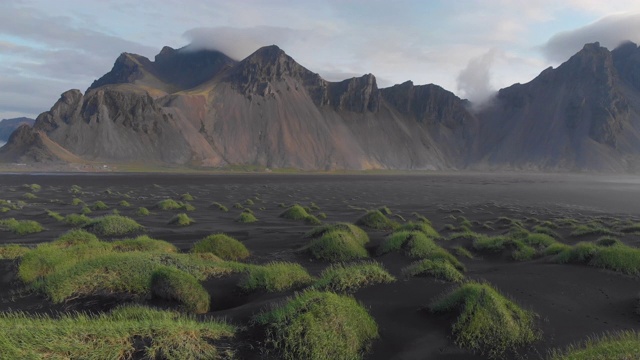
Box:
0 172 639 359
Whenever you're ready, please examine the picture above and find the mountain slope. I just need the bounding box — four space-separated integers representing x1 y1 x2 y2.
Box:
0 117 35 142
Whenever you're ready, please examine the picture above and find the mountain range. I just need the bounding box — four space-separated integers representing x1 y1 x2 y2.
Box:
0 117 34 142
3 41 640 172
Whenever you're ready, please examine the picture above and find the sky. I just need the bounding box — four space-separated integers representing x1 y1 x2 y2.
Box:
2 1 640 120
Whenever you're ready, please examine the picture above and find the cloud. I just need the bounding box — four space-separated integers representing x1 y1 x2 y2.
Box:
541 12 640 62
456 49 500 104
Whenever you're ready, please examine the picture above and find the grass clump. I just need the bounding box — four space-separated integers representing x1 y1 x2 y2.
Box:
155 199 183 210
236 212 258 223
307 229 369 262
111 235 178 253
118 200 131 207
571 223 617 237
254 290 378 360
23 192 37 200
80 206 92 215
46 209 64 221
84 215 143 236
151 267 210 313
0 218 43 235
305 223 369 246
71 197 84 206
0 244 30 259
402 259 465 283
211 202 229 212
192 233 250 261
168 213 195 226
92 200 109 210
549 330 640 360
280 204 321 225
453 246 474 259
378 231 464 270
22 183 41 192
69 184 82 194
180 193 195 201
595 236 621 247
64 213 92 226
136 207 150 216
396 221 440 238
313 261 395 292
0 305 234 359
356 210 397 230
239 262 314 292
430 281 540 358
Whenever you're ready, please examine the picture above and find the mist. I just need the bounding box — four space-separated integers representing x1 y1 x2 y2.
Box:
456 49 499 107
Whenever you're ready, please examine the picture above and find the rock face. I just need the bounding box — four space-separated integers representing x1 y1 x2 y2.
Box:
0 117 35 142
5 41 640 171
474 42 640 172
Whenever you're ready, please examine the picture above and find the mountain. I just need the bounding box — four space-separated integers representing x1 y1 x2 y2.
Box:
474 41 640 172
0 117 35 142
5 41 640 172
0 45 477 170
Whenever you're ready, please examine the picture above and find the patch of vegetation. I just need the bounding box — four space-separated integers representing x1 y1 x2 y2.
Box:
305 223 369 246
136 207 150 216
554 240 640 275
244 198 254 206
168 213 195 226
402 259 465 283
46 209 64 222
472 231 560 261
356 210 398 230
378 206 392 215
0 305 235 359
531 225 559 238
621 223 640 233
236 212 258 223
306 228 369 262
549 330 640 360
155 199 183 210
180 193 195 201
92 201 109 210
430 281 540 358
23 192 37 200
80 206 92 215
0 244 30 259
182 202 196 211
51 229 100 248
64 213 92 227
192 233 250 261
378 231 464 269
84 215 144 236
396 221 440 238
150 267 210 313
571 223 617 237
0 218 43 235
317 212 327 220
312 261 395 292
118 200 131 207
22 183 41 192
279 204 321 225
254 290 378 360
453 246 474 259
595 236 621 247
239 262 314 292
111 235 177 253
309 202 320 211
233 202 243 209
211 202 229 212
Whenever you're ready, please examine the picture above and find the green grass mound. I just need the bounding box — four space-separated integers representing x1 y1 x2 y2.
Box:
192 233 250 261
45 209 64 221
312 261 395 292
151 267 210 313
136 207 150 216
111 235 178 253
549 331 640 360
453 246 474 259
396 221 440 238
52 229 100 248
84 215 144 236
22 183 41 192
118 200 131 207
378 231 464 270
356 210 397 230
430 282 540 358
71 197 84 206
64 213 92 226
0 218 43 235
305 223 369 246
0 305 234 359
180 193 195 201
402 259 465 283
168 213 195 226
0 244 30 259
23 192 37 200
255 290 378 360
236 212 258 223
307 229 369 262
280 204 320 225
473 231 560 261
595 236 621 247
555 241 640 275
211 202 229 212
80 206 92 215
239 262 314 292
571 223 617 237
92 200 109 210
155 199 184 210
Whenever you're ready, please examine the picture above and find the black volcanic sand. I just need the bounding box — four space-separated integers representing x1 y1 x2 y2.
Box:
1 172 640 359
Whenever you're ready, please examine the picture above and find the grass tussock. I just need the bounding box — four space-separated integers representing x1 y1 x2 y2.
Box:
192 234 250 261
84 215 144 236
555 241 640 275
396 221 440 238
236 212 258 223
305 223 369 246
280 204 321 225
430 281 540 358
306 228 369 262
118 200 131 208
571 222 617 237
0 218 43 235
472 230 560 261
46 209 64 221
71 197 84 206
64 213 92 226
548 330 640 360
0 244 30 259
211 202 229 212
239 262 314 292
168 213 195 226
0 305 235 359
378 231 464 270
254 290 378 360
111 235 178 253
312 261 395 292
136 207 150 216
150 267 210 313
356 210 398 230
402 259 465 283
453 246 474 259
92 200 109 210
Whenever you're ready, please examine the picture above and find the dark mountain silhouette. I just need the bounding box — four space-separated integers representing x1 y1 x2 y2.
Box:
4 41 640 172
0 117 35 142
